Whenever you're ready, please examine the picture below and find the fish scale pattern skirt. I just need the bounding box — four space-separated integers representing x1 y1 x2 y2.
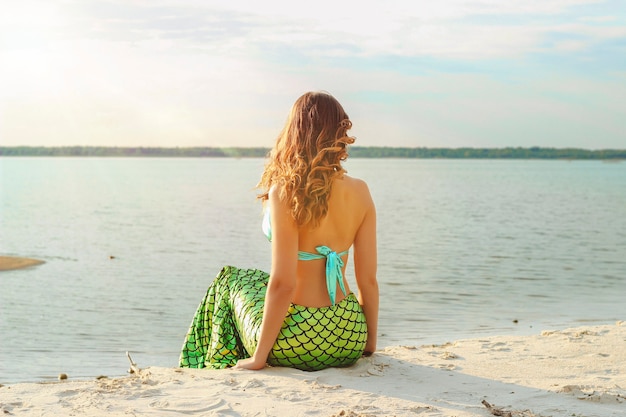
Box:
179 266 368 371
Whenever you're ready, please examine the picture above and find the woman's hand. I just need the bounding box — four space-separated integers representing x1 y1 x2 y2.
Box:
233 356 267 370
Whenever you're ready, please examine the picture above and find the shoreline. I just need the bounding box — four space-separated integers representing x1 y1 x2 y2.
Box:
1 145 625 160
2 322 624 416
0 256 45 271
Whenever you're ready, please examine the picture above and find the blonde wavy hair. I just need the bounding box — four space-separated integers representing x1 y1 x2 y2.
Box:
258 92 355 227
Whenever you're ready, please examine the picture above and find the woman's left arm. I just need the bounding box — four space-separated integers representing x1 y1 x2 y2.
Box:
234 188 298 370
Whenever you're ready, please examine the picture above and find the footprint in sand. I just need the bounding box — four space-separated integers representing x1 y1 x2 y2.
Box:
149 399 170 408
1 402 24 414
305 379 342 391
480 342 511 352
438 351 459 360
241 378 265 389
364 360 390 376
560 385 626 403
274 387 311 402
57 389 80 398
151 398 237 414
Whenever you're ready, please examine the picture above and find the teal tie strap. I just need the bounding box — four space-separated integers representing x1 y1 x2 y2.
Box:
298 246 349 306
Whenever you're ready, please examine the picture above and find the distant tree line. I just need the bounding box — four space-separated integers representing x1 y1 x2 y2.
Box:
1 146 625 159
0 146 269 158
347 146 626 159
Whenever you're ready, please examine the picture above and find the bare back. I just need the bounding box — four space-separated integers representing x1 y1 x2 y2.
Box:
292 175 376 307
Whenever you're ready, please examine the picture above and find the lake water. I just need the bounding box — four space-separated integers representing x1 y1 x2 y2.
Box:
1 157 625 384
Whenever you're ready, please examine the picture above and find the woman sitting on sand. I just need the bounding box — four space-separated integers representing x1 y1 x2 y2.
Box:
179 91 379 371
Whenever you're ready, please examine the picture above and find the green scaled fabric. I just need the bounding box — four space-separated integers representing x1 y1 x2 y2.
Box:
179 266 368 371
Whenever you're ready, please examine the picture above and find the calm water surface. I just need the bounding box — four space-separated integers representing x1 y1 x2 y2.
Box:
1 157 625 383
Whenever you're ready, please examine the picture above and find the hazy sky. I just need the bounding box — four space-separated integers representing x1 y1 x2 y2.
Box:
1 0 624 148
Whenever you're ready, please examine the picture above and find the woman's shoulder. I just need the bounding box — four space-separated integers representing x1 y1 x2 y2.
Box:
336 175 373 205
340 174 371 192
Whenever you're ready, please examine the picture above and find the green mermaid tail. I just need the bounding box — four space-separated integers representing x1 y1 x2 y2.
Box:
179 266 368 371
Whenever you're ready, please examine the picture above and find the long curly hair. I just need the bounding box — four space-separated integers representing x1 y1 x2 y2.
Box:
258 91 355 227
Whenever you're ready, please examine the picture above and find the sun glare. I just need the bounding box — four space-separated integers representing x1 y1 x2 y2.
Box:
0 3 74 97
0 2 65 34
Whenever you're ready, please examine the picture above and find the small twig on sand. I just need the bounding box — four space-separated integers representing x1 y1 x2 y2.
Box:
482 400 512 417
126 351 141 375
481 400 541 417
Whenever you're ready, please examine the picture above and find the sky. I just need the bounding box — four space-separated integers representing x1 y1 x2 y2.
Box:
0 0 625 149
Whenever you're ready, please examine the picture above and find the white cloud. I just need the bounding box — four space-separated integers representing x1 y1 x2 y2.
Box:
0 0 624 148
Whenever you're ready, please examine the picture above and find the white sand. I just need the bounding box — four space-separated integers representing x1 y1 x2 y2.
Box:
1 322 624 417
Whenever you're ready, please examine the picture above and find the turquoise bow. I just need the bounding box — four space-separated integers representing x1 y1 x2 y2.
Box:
298 246 348 305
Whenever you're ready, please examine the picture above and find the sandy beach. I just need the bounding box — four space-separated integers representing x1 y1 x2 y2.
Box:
1 322 624 417
0 256 45 271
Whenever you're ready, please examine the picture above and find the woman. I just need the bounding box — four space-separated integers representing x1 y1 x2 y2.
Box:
179 91 378 371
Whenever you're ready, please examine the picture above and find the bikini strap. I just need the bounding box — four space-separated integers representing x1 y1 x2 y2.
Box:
298 246 349 306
